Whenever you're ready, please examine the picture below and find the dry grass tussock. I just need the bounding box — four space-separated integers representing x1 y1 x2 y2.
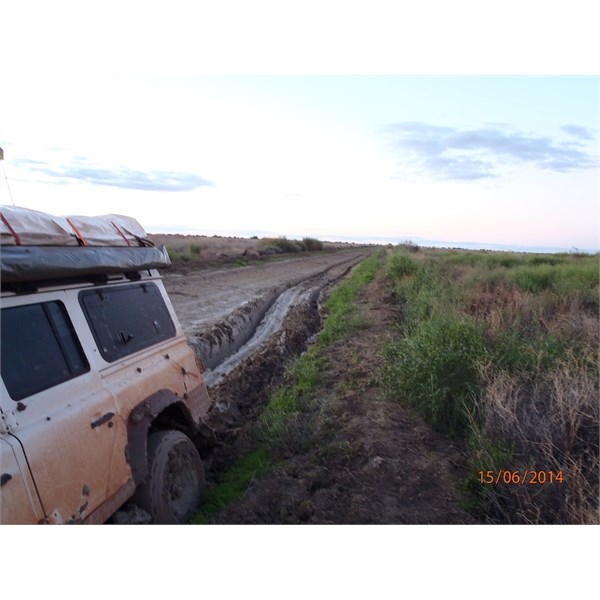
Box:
471 357 599 524
468 283 599 345
469 277 599 523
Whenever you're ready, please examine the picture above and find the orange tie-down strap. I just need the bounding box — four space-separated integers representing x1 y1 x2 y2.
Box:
0 211 21 245
111 221 132 247
66 218 88 246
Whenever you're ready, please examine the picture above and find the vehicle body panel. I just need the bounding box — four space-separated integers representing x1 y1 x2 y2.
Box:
0 433 45 524
0 271 211 524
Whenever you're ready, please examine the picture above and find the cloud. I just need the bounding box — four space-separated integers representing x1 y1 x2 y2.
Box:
561 124 593 140
14 158 213 192
381 122 596 181
422 155 495 180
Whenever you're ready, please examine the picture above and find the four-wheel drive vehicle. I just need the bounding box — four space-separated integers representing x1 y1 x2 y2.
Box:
0 206 212 524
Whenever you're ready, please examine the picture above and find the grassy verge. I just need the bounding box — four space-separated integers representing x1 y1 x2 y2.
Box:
192 251 382 523
381 246 599 523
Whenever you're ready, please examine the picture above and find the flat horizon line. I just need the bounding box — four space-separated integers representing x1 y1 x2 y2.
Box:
147 228 599 255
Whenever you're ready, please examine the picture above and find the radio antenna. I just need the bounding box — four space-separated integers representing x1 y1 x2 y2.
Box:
0 147 16 206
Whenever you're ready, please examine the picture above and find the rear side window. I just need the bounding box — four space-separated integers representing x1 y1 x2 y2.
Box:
79 282 175 362
1 301 89 400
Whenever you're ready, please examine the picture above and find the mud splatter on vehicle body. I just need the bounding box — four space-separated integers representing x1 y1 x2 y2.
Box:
1 206 212 524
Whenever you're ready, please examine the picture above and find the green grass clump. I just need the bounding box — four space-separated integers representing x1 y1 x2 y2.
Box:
511 265 557 294
258 349 325 451
510 260 598 298
191 448 270 524
382 314 483 435
386 252 420 279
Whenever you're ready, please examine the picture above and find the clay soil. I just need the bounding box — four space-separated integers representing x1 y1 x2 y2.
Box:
205 270 479 524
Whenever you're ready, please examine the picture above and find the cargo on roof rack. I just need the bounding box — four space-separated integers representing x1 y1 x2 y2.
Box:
0 205 171 283
0 205 151 247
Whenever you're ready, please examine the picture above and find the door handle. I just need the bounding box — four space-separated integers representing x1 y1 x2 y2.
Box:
91 412 115 429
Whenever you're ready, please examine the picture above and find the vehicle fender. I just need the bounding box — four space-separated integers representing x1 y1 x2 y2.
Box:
126 388 202 486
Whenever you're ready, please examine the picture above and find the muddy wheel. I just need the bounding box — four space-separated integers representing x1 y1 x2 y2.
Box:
134 430 205 524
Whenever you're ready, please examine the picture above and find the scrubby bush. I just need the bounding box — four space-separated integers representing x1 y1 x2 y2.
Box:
399 240 420 253
302 237 324 251
259 236 326 255
275 237 303 253
259 236 303 254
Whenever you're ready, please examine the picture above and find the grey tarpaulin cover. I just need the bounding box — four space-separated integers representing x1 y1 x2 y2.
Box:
0 205 149 246
0 205 171 283
1 245 172 283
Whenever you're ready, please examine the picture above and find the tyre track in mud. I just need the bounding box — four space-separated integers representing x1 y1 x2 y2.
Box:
163 250 368 336
196 252 367 379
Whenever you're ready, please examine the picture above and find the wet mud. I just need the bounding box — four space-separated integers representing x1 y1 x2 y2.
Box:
190 254 367 475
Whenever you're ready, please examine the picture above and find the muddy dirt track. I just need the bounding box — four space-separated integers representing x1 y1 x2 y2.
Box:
162 250 368 335
162 250 369 382
160 249 475 524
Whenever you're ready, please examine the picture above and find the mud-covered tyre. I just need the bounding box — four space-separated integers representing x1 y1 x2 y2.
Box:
134 430 205 524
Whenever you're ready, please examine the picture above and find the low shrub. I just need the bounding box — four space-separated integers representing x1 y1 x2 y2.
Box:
259 236 303 254
302 237 324 252
399 240 420 253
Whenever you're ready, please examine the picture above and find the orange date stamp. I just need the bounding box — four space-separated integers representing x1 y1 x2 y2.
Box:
479 470 564 485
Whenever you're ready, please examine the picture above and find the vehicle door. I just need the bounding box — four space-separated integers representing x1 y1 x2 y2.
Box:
0 424 45 524
0 291 127 524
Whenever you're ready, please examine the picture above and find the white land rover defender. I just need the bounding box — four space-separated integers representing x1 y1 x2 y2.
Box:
0 206 212 524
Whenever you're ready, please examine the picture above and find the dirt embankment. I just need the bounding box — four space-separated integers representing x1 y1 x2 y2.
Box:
201 269 477 524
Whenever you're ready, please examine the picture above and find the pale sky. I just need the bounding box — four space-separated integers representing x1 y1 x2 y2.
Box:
1 4 598 252
0 0 597 588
